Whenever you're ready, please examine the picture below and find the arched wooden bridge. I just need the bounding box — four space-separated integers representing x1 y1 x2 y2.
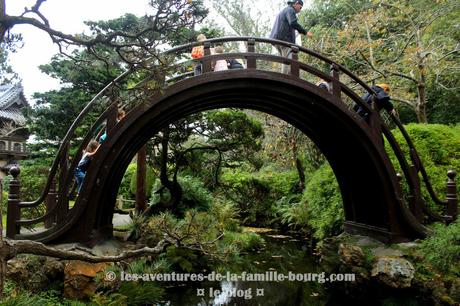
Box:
6 37 458 244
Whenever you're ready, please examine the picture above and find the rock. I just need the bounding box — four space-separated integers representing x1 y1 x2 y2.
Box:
91 239 122 256
64 260 108 300
355 236 382 248
7 256 64 291
338 243 365 267
371 257 414 288
371 247 403 257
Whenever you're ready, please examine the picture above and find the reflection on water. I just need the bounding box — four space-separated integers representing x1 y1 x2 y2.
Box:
165 230 329 306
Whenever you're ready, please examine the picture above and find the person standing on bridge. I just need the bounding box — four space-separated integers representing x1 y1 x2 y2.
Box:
270 0 313 74
355 83 397 121
75 140 100 195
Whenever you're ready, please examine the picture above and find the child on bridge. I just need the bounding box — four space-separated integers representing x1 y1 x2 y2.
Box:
75 140 100 195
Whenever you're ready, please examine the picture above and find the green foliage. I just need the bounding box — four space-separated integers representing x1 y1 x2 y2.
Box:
418 220 460 275
221 168 299 225
118 163 137 200
208 198 240 232
303 163 344 239
91 292 128 306
221 230 265 251
276 194 308 229
150 175 212 213
0 47 18 83
17 159 50 201
1 288 85 306
117 282 165 305
129 164 155 200
386 124 460 212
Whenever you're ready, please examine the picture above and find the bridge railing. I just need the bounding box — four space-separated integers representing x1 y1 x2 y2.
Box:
6 36 457 239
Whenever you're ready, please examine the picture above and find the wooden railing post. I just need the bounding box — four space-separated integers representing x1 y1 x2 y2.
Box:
290 46 299 77
6 166 21 238
202 42 212 73
247 38 256 69
106 100 118 139
329 63 341 98
446 170 457 222
44 178 57 228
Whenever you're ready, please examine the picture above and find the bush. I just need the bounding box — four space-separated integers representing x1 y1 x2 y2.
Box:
149 175 212 213
417 220 460 275
118 163 136 200
278 163 344 239
221 168 299 225
386 124 460 213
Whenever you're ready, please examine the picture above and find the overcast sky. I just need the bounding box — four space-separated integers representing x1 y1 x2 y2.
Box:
6 0 311 103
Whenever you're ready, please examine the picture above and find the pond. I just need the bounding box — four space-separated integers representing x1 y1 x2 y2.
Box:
164 229 332 305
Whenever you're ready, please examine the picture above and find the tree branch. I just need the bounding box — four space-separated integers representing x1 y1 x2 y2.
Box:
2 238 168 263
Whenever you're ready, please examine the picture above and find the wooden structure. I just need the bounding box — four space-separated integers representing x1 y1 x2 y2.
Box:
0 84 29 178
5 37 458 244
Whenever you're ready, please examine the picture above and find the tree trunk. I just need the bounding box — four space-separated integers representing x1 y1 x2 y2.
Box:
0 0 6 42
291 136 305 190
160 129 182 214
417 80 428 123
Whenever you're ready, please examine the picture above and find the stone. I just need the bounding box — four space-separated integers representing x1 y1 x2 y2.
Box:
338 243 365 267
371 247 403 257
64 260 108 300
371 257 415 288
7 256 64 291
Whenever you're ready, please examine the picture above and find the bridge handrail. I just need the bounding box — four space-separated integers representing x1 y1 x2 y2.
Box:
18 70 132 208
10 36 452 236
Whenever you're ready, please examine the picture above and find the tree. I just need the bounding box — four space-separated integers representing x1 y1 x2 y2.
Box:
1 0 208 65
305 0 460 123
0 47 17 84
145 109 264 216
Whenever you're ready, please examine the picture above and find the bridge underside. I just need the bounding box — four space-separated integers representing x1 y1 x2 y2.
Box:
44 71 423 244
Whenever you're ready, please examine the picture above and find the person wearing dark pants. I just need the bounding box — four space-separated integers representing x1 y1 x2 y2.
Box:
270 0 312 74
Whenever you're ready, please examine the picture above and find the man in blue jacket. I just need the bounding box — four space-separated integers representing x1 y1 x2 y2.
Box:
270 0 312 73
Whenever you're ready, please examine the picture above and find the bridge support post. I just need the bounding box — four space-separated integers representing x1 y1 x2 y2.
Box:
6 166 21 238
290 46 299 77
246 39 256 69
202 42 212 73
446 170 457 223
329 63 341 98
44 178 57 228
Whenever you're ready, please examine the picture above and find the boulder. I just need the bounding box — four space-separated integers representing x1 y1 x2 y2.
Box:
63 260 108 300
338 243 365 267
371 257 415 288
7 256 64 291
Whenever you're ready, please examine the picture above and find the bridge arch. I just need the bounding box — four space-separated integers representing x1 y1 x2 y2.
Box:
11 37 452 245
64 70 420 243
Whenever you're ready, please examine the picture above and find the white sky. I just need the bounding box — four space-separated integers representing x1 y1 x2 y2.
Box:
6 0 311 103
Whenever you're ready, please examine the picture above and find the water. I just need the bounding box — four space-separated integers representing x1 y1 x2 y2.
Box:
164 230 329 306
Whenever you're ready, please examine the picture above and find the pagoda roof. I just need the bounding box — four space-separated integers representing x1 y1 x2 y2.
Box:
0 84 30 125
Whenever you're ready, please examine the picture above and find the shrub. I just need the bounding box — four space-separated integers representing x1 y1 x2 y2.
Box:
118 163 136 200
417 220 460 275
220 168 299 225
149 175 212 213
303 163 344 239
386 124 460 213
